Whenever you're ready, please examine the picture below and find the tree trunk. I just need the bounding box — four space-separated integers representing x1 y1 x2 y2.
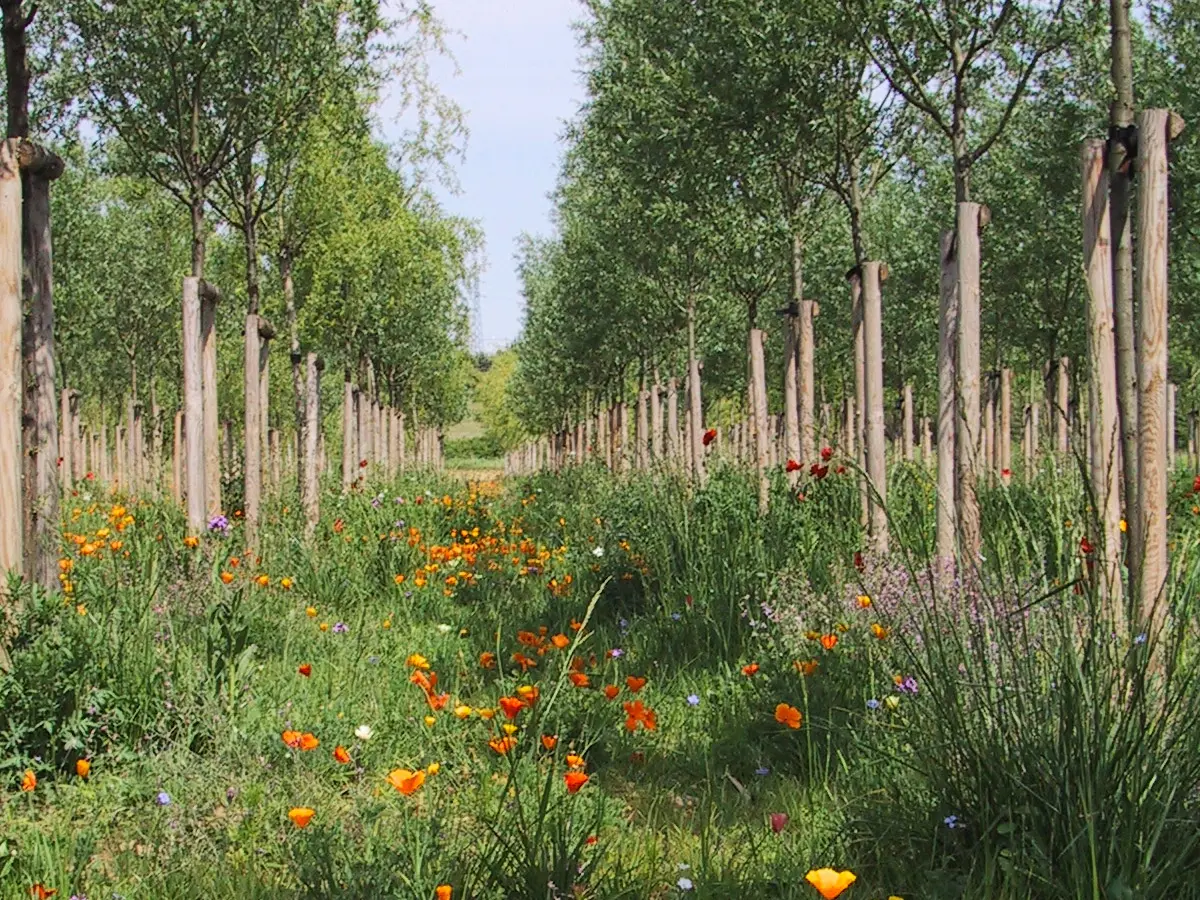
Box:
687 299 704 485
303 353 322 540
794 234 816 463
849 270 868 529
956 204 985 563
862 261 888 553
182 278 205 530
750 328 770 513
1135 109 1184 627
201 291 220 515
902 383 914 461
666 376 679 466
281 249 305 493
936 230 958 560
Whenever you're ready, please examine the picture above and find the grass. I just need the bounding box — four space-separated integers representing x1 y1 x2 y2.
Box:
2 456 1200 899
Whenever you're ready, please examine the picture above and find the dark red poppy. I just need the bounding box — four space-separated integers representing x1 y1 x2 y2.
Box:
1001 468 1012 477
820 446 833 461
810 464 829 480
359 458 368 468
1080 536 1094 555
685 594 693 608
702 428 717 447
786 459 802 473
835 465 847 475
854 551 865 572
1193 474 1200 494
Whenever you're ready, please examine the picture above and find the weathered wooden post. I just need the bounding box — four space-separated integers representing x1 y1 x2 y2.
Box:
783 299 801 477
689 357 705 485
956 204 988 563
200 282 221 516
259 319 273 483
70 392 83 482
921 416 932 463
666 377 680 466
936 230 957 560
59 387 72 488
1189 411 1198 473
863 261 888 553
244 312 262 543
636 380 649 471
848 268 868 528
172 411 183 504
750 328 770 513
0 139 22 580
1056 357 1070 455
182 278 205 530
983 375 995 483
1167 383 1177 472
341 376 355 491
1000 368 1013 484
303 353 323 540
1136 109 1184 621
902 383 914 461
798 256 816 466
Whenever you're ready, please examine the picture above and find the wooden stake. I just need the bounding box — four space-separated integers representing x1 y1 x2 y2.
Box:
863 261 888 553
1167 383 1177 471
1136 108 1184 621
936 230 957 561
783 297 801 478
303 354 322 540
902 383 914 461
182 278 205 531
0 140 22 581
849 270 869 529
956 204 987 562
750 328 770 513
244 313 262 544
341 377 355 491
201 288 221 516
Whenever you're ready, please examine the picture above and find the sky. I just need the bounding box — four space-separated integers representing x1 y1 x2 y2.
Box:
379 1 587 354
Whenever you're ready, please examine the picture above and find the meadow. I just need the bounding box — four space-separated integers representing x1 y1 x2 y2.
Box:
4 458 1200 900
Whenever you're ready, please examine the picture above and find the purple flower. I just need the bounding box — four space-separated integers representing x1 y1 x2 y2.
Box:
610 648 624 659
866 698 880 710
332 622 349 634
896 676 919 695
686 694 700 707
207 515 230 535
671 612 682 621
155 791 171 806
944 814 960 829
754 766 770 777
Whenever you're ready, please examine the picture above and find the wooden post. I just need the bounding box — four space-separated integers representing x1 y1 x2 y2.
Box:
1167 383 1177 472
1189 411 1198 473
636 381 649 471
689 356 705 484
783 300 801 477
956 203 988 563
200 284 221 516
984 375 995 483
862 261 888 553
70 392 83 482
936 230 957 560
750 328 770 513
666 377 679 466
902 384 914 461
397 410 406 473
1000 368 1013 484
0 139 22 580
258 320 273 485
182 278 205 530
848 269 868 528
1056 357 1070 455
244 312 262 543
1136 109 1185 620
650 381 662 463
303 353 323 540
172 411 183 504
796 238 816 465
59 387 72 488
921 416 932 463
341 376 355 491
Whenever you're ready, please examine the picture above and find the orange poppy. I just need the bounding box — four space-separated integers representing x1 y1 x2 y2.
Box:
541 735 559 750
282 730 303 749
569 672 591 688
488 735 517 755
565 754 586 769
511 652 538 671
603 684 620 700
75 759 90 778
435 887 452 900
427 692 450 711
288 807 315 828
333 746 351 764
820 634 838 651
30 885 56 899
516 685 540 706
742 663 760 677
871 623 889 639
298 663 312 677
479 651 497 669
299 733 320 752
775 703 802 729
550 633 570 649
623 700 657 732
407 653 431 670
569 619 583 631
516 630 541 647
625 676 646 692
564 771 589 794
220 571 234 584
794 659 819 676
387 768 426 795
805 868 856 899
498 697 525 719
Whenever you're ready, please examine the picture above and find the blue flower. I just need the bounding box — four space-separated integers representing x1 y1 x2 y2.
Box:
944 814 959 829
1134 632 1148 644
677 877 694 891
155 791 171 806
866 698 880 710
754 766 770 777
671 612 682 621
686 694 700 707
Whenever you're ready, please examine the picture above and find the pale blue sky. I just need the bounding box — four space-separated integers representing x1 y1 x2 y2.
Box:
381 1 587 353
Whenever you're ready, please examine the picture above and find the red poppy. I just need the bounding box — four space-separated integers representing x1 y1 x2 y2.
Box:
742 663 759 677
820 446 833 461
625 675 646 692
359 459 368 468
603 684 620 700
853 551 865 572
810 463 829 479
1193 474 1200 494
298 663 312 677
564 771 589 793
786 459 802 473
1080 537 1094 555
702 428 717 446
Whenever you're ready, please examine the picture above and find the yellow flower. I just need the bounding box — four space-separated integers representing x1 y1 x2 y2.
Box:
502 723 519 736
407 653 431 670
305 606 317 618
885 696 900 711
76 604 87 616
319 622 329 632
453 705 472 719
856 594 871 608
382 619 392 629
280 577 294 590
1119 518 1128 533
805 868 856 899
424 715 436 727
426 762 441 775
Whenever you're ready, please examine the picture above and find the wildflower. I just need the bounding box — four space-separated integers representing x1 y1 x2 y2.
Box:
254 574 270 588
305 606 317 618
499 697 525 719
426 762 440 775
702 428 717 446
564 771 589 794
355 724 373 741
625 675 647 692
477 708 496 720
944 815 960 829
387 768 426 795
75 605 86 616
20 769 37 791
155 791 171 806
488 735 517 755
786 459 802 473
298 663 312 677
821 446 833 461
565 754 585 769
570 618 584 631
794 659 818 676
895 676 918 695
754 766 770 776
592 546 604 557
333 746 351 764
774 703 802 729
511 652 538 671
453 705 472 720
436 887 452 900
884 695 900 710
741 663 759 677
623 700 657 731
220 571 234 584
299 733 320 751
770 812 789 834
856 594 871 608
1119 518 1128 533
280 577 293 590
871 623 889 640
541 735 559 750
183 536 200 549
1080 536 1094 555
805 868 856 899
569 672 591 688
516 685 540 707
866 699 880 710
1135 632 1148 644
76 759 90 778
820 634 838 651
332 622 348 634
288 807 315 828
424 715 437 727
30 885 56 899
208 514 230 535
551 633 570 649
479 651 496 669
686 693 700 706
407 653 431 670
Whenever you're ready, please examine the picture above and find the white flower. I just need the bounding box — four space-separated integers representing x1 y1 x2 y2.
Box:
354 724 373 741
436 623 453 634
592 546 604 558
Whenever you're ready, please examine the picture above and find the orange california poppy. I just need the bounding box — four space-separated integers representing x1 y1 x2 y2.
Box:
20 769 37 792
333 746 351 764
288 807 315 828
30 885 56 899
479 651 497 669
603 684 620 700
387 768 426 795
488 735 517 755
220 571 234 584
435 886 452 900
794 659 819 676
623 700 657 732
75 759 91 778
498 696 525 719
516 684 540 706
568 673 591 691
298 733 320 752
550 633 570 649
541 735 559 751
820 634 838 651
775 703 803 729
625 676 646 692
564 771 589 794
511 652 538 671
742 663 760 677
478 707 496 720
805 868 857 899
565 753 586 769
871 623 889 640
427 692 450 711
282 730 303 749
407 653 431 670
569 618 583 632
298 663 312 677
